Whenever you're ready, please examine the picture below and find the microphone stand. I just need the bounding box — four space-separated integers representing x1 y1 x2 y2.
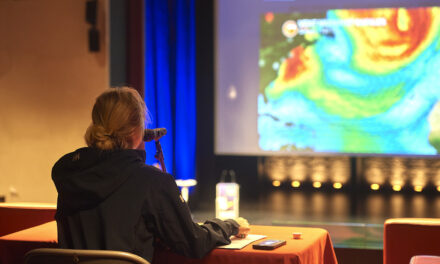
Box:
154 140 167 173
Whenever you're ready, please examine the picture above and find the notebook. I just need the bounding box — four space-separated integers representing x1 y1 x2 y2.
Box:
217 234 267 249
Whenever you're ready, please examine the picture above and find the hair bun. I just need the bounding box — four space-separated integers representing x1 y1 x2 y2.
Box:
85 124 116 150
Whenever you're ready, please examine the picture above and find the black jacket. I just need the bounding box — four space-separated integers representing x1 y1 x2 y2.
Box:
52 147 238 262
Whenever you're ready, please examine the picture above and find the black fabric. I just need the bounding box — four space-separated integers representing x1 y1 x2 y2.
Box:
52 147 239 262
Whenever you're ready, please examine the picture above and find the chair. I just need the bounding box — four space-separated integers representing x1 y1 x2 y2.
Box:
384 218 440 264
0 202 56 236
24 248 150 264
410 255 440 264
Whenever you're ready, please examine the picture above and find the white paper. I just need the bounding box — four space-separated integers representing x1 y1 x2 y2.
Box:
217 234 267 249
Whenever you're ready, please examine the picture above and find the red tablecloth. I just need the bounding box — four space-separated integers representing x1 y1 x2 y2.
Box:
0 221 338 264
0 203 56 237
0 221 57 264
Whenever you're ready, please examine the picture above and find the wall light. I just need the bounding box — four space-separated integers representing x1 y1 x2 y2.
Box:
272 180 281 187
313 182 322 188
392 185 402 192
370 183 380 191
414 185 423 192
437 186 440 192
291 181 300 188
333 182 342 189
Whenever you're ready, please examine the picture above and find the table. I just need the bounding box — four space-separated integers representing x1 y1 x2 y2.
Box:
0 221 338 264
0 202 56 236
0 221 57 264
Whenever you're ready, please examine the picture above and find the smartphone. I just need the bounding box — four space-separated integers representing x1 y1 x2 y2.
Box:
252 239 286 250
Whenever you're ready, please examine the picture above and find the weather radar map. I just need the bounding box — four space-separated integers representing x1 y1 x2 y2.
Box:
258 7 440 155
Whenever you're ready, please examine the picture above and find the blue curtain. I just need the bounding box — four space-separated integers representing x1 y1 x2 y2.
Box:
144 0 196 181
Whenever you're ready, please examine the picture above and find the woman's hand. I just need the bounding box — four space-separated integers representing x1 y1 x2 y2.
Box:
234 217 250 238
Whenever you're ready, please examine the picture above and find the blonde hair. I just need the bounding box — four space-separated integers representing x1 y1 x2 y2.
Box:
85 87 147 150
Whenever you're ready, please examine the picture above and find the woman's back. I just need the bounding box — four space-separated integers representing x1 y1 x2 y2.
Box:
53 147 158 260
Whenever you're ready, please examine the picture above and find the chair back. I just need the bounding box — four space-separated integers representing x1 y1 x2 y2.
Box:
410 255 440 264
384 218 440 264
25 248 150 264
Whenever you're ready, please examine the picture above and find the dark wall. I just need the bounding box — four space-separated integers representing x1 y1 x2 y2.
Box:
194 0 216 206
194 0 262 208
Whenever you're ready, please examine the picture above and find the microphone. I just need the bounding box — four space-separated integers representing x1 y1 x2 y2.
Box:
143 128 167 141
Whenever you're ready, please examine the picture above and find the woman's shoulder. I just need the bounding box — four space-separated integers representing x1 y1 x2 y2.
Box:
132 162 175 184
135 163 163 175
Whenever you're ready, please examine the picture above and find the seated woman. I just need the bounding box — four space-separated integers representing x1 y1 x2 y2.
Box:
52 87 249 262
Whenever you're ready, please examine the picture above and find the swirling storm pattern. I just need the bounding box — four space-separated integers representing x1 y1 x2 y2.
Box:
259 7 440 155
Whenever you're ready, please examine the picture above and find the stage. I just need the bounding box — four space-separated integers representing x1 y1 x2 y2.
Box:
190 188 440 263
